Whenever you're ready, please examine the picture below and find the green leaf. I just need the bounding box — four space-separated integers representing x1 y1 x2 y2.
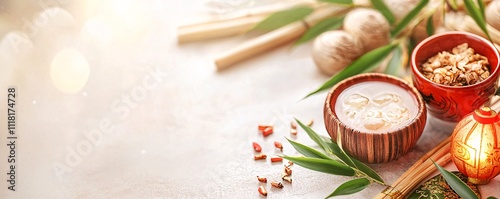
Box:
487 197 498 199
286 138 332 159
251 6 313 32
294 16 344 46
322 137 385 184
477 0 486 19
370 0 395 24
326 178 370 197
391 0 429 37
295 118 330 153
425 15 434 36
304 43 396 98
318 0 353 5
463 0 490 39
384 45 403 76
432 160 479 199
322 138 357 168
282 156 355 176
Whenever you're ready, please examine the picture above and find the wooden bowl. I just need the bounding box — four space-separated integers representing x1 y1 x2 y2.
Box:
324 73 427 163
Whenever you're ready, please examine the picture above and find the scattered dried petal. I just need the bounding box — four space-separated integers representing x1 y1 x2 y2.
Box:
271 157 283 162
271 181 284 189
254 154 267 160
263 127 273 137
252 142 262 152
257 176 267 183
258 186 268 196
287 161 294 166
307 120 314 127
282 176 292 183
258 124 272 131
290 121 297 129
274 141 283 151
290 129 297 135
284 166 292 176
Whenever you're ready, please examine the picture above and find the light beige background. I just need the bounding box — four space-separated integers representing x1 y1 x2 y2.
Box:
0 0 498 198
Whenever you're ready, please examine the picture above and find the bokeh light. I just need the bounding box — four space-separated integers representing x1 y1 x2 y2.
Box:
50 48 90 94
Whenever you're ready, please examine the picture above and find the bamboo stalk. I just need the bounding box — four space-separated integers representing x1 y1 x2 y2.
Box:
398 153 452 196
177 15 266 44
177 0 317 43
214 6 348 70
373 136 452 199
392 136 451 187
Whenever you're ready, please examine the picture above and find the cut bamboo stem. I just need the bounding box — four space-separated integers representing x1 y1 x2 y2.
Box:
214 6 348 70
398 153 452 196
373 136 452 199
392 136 451 187
213 21 306 70
177 15 266 44
177 0 317 43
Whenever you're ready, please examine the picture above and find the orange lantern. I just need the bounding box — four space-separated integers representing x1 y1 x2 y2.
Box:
450 107 500 184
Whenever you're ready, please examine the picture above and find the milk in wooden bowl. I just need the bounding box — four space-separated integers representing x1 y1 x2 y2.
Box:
324 73 427 163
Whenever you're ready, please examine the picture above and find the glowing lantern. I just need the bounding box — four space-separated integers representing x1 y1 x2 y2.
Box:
450 107 500 184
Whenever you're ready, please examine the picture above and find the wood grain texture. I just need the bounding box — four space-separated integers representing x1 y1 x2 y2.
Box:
324 73 427 163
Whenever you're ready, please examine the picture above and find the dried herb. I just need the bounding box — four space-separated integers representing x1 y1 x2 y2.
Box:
432 160 479 199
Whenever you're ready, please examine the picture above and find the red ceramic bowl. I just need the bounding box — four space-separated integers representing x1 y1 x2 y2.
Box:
411 31 500 122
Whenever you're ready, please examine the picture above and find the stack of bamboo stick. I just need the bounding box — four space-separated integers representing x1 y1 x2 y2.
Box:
177 1 349 70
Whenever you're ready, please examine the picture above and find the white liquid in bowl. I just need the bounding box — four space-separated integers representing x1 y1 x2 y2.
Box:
335 81 419 133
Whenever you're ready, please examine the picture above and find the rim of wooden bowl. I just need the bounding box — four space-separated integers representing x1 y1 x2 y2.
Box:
323 73 427 163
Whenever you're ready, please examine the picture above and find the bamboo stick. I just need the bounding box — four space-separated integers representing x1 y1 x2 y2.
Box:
213 21 306 70
373 136 452 199
177 0 317 43
177 15 266 44
214 6 348 70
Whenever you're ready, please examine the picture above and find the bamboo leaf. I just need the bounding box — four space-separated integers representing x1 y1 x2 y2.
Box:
326 142 353 165
251 6 313 32
286 138 332 159
425 15 434 36
477 0 486 19
463 0 490 39
391 0 429 37
294 16 344 46
370 0 395 24
326 178 370 197
305 43 396 98
322 137 385 184
295 118 330 153
432 160 479 199
318 0 353 5
385 45 403 76
282 156 355 176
